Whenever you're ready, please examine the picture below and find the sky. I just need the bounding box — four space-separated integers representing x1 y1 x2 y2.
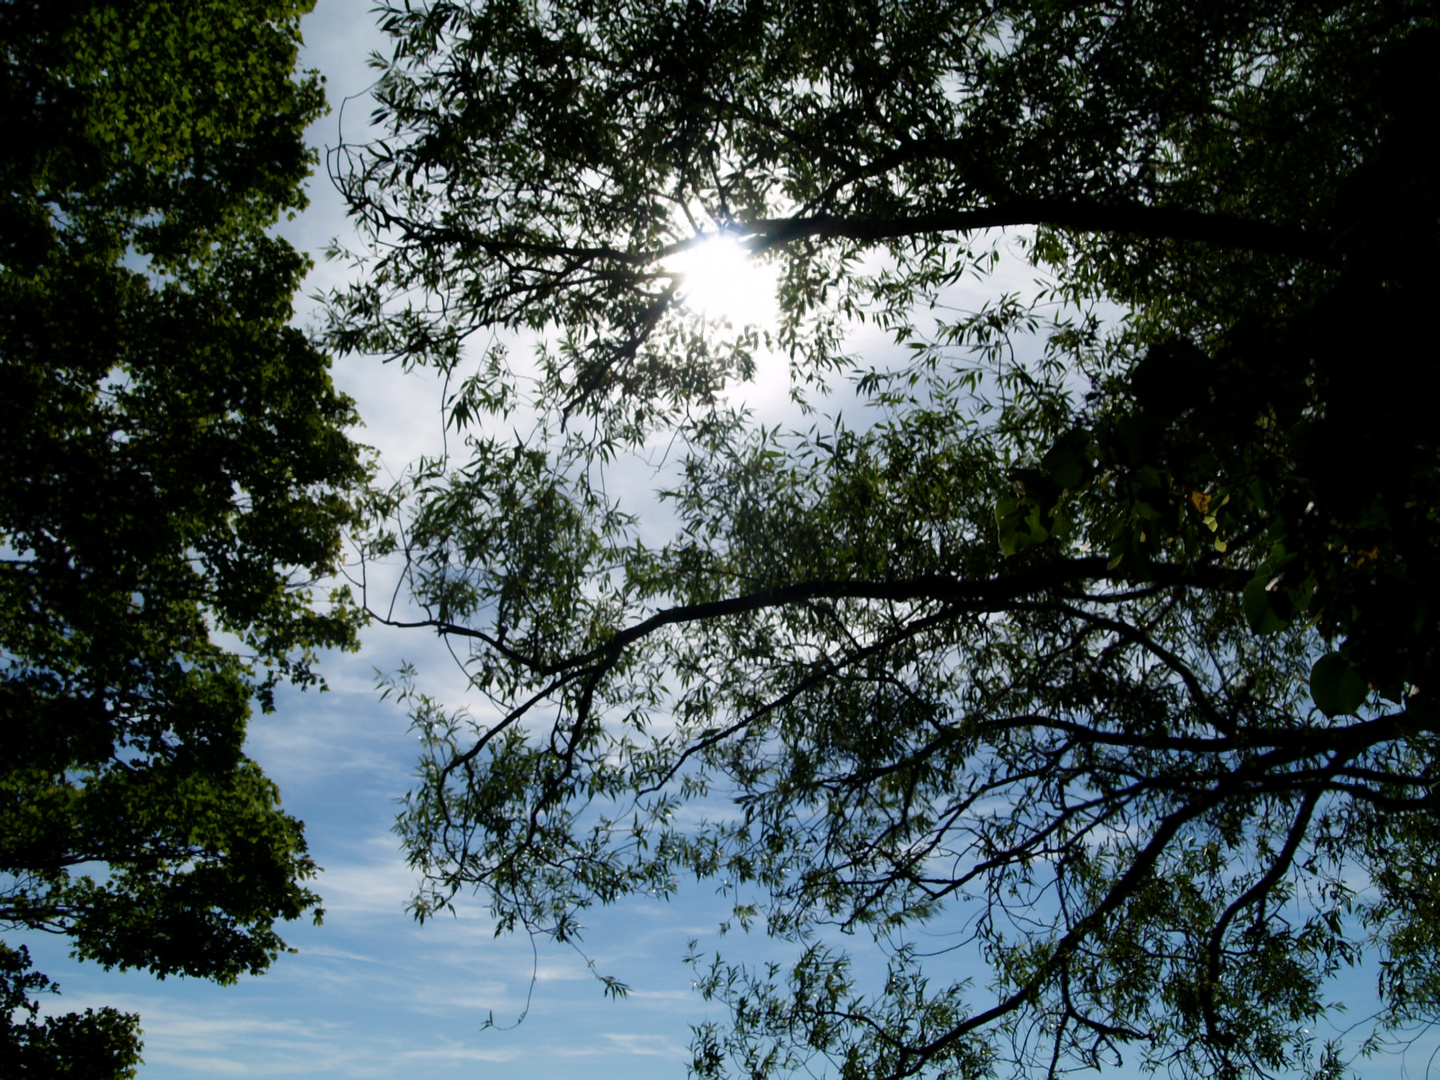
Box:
17 3 1437 1078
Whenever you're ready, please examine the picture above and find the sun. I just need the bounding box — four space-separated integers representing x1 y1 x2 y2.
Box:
666 233 779 327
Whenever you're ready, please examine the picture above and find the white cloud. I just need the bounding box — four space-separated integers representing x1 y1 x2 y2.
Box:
551 1032 688 1058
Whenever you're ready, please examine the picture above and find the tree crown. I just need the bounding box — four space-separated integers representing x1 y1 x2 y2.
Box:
331 2 1439 1077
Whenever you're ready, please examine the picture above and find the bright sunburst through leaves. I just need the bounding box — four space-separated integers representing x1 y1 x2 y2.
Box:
666 233 779 327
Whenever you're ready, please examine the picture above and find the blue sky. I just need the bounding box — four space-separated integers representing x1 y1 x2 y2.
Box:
19 3 1438 1078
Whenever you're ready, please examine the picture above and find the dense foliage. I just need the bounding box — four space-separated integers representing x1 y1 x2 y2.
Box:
331 1 1438 1077
1 1 366 1073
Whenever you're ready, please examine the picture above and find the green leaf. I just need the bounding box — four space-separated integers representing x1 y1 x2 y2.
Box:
1243 576 1289 636
1040 429 1092 489
995 496 1048 557
1309 652 1368 717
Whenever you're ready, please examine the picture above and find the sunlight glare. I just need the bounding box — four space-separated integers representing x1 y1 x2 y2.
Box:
667 233 779 327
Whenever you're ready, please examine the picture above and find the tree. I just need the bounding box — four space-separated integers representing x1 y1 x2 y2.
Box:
330 1 1438 1077
1 2 367 1073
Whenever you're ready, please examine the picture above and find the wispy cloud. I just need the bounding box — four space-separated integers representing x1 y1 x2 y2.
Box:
554 1032 688 1059
398 1044 523 1064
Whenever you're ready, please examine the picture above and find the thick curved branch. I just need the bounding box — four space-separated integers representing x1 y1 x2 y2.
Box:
353 194 1338 306
384 556 1246 677
744 201 1339 266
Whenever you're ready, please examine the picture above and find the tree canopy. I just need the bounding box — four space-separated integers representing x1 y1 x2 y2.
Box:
330 1 1439 1077
1 1 366 1073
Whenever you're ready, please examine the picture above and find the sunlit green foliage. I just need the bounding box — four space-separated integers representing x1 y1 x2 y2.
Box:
2 2 367 1073
333 1 1438 1077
